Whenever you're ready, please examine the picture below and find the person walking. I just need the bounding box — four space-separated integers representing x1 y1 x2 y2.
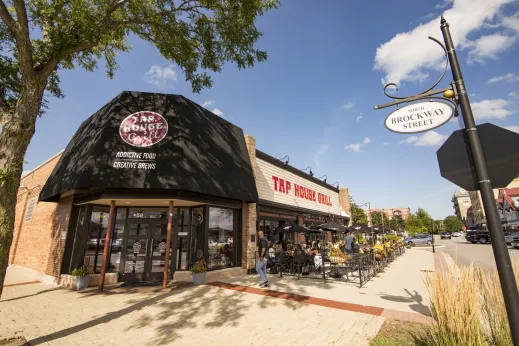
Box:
345 232 354 254
256 231 269 288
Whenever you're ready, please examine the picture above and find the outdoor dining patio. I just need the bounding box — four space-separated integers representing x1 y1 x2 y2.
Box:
256 221 407 288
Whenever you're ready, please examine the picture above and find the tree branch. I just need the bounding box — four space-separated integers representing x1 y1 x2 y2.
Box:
0 0 18 38
12 0 35 80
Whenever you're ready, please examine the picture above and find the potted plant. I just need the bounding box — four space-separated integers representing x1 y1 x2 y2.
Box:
190 258 208 285
71 258 94 290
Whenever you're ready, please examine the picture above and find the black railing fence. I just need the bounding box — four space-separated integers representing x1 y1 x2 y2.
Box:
254 245 406 288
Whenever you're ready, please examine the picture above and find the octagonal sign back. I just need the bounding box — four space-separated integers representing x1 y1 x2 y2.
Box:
437 123 519 191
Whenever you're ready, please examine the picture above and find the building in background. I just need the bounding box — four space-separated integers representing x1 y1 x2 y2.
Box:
364 207 411 226
469 177 519 228
452 188 471 225
497 188 519 230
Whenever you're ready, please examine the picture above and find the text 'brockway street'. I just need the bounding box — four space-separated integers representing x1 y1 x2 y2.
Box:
391 105 445 130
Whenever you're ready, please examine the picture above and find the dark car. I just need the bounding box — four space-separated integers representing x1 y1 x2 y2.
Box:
466 231 491 244
440 231 451 239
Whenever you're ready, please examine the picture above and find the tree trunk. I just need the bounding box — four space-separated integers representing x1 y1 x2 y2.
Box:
0 85 45 298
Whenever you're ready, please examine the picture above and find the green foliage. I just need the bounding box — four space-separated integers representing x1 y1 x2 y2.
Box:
0 0 280 115
443 215 464 233
350 202 368 225
405 214 428 236
71 259 94 277
383 234 401 242
388 214 403 231
190 258 207 274
371 210 389 227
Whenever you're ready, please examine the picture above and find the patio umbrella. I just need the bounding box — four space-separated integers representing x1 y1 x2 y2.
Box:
313 220 348 232
347 224 370 233
275 222 309 233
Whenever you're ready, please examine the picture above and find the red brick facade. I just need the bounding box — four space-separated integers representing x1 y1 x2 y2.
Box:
9 152 72 277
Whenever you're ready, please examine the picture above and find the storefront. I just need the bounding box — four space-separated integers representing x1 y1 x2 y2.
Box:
11 91 351 287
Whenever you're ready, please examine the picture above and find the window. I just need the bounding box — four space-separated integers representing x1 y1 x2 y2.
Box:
208 207 235 270
25 198 36 222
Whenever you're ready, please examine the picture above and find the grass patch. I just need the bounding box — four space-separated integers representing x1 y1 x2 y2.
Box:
370 319 430 346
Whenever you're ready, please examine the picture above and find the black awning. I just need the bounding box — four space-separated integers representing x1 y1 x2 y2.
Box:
39 91 258 203
313 220 348 232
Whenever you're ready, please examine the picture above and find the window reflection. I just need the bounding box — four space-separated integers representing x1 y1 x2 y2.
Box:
208 207 234 270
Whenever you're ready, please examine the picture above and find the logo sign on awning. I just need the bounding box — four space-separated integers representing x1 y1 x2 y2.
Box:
384 101 454 134
119 111 168 147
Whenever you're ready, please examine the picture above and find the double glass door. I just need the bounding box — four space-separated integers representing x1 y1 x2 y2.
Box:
122 219 171 282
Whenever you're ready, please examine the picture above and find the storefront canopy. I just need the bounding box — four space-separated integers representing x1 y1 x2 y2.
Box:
39 91 258 203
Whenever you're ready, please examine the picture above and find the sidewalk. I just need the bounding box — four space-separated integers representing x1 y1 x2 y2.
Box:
219 248 434 321
1 268 382 346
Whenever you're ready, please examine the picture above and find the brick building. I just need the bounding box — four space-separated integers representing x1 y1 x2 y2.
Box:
10 91 350 287
364 207 411 226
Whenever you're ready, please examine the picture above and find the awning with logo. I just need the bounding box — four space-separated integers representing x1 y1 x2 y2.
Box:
39 91 258 203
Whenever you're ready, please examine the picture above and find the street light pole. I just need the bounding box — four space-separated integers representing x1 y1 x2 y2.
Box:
368 202 376 275
431 219 435 253
441 17 519 343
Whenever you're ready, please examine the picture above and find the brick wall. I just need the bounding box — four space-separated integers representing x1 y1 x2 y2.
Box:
10 152 72 277
243 135 258 270
339 188 351 224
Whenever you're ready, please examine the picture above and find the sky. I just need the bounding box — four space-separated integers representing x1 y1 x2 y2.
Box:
21 0 519 219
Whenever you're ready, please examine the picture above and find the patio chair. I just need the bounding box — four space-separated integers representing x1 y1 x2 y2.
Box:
293 253 306 280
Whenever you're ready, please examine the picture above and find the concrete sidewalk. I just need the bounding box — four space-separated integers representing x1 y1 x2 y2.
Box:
1 268 383 346
220 248 434 320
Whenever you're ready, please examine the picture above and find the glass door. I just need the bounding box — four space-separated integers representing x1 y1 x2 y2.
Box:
147 219 171 281
122 221 149 282
175 208 191 270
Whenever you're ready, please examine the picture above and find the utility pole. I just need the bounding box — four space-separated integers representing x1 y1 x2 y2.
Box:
441 17 519 343
431 219 435 253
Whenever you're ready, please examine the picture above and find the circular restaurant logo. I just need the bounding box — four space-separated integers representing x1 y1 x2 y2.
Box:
119 111 168 147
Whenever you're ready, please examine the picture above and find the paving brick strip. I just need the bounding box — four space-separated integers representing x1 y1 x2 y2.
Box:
3 281 41 288
208 281 432 324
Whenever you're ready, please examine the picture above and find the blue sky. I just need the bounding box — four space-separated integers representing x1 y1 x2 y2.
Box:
23 0 519 219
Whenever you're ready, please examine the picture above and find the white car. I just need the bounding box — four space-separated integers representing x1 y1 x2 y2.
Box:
505 232 519 245
452 232 463 237
511 235 519 249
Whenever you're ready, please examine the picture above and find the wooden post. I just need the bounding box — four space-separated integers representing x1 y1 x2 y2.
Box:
163 200 174 288
99 200 116 292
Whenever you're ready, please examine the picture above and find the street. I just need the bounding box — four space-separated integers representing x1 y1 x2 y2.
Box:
436 235 519 272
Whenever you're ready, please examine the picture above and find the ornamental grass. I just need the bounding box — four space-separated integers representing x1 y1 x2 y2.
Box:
423 261 519 346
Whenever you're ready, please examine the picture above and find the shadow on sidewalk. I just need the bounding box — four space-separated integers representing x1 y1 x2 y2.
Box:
0 287 63 303
378 288 431 316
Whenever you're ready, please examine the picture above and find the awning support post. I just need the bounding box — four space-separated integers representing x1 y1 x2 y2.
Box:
99 200 116 292
163 200 174 288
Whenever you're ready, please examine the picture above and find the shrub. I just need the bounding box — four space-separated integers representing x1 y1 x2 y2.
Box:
190 258 208 274
71 258 94 277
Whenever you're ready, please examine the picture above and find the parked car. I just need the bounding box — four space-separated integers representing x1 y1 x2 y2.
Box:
466 231 491 244
452 231 463 237
440 231 451 239
511 235 519 249
504 231 519 245
403 234 433 246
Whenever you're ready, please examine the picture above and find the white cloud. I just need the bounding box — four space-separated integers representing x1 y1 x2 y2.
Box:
345 137 371 152
212 108 224 117
509 91 518 98
374 0 516 87
343 102 355 110
503 12 519 33
202 100 216 107
313 144 330 169
487 73 519 84
421 12 436 21
505 125 519 133
472 99 515 119
469 93 477 97
143 65 177 90
400 131 447 147
356 113 363 122
467 33 517 64
383 142 390 145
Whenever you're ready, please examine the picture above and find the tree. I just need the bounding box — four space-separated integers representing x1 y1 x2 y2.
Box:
389 214 403 232
371 211 389 227
350 202 368 225
415 208 434 233
443 215 464 233
405 214 428 235
0 0 279 297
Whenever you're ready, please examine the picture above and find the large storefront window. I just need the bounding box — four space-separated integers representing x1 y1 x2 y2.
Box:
208 207 234 270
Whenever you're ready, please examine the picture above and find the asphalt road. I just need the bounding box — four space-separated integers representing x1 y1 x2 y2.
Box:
436 235 519 272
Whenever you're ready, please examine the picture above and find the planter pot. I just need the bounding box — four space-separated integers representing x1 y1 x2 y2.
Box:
375 254 383 261
192 272 206 285
76 275 91 290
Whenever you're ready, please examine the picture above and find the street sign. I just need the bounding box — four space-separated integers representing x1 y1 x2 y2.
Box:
384 101 454 134
437 123 519 191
